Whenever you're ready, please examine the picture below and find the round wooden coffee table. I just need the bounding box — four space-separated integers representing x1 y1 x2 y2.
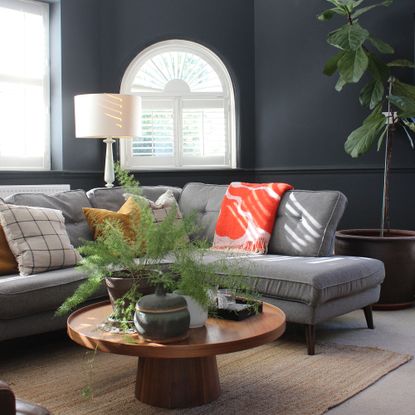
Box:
67 301 285 409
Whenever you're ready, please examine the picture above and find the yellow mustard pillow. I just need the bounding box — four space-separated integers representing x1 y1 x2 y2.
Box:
83 197 141 241
0 225 18 275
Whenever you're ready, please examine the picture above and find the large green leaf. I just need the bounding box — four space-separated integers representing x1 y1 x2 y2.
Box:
359 80 384 109
368 36 394 54
317 7 347 21
323 51 345 76
335 76 347 91
400 123 415 149
338 47 369 83
364 104 384 123
367 53 390 82
325 0 344 6
327 23 369 51
326 0 352 7
343 0 365 10
387 59 415 68
325 0 350 15
403 119 415 133
344 107 386 157
393 80 415 101
376 126 389 151
351 0 393 19
351 0 365 7
387 95 415 117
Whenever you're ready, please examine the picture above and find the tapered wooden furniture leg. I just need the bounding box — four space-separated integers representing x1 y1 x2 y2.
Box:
135 356 221 409
305 324 316 355
363 305 374 329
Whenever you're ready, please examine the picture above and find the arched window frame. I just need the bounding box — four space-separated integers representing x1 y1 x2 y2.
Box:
120 39 236 170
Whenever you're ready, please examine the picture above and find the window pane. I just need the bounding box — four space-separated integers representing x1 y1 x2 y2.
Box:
182 108 225 157
0 82 45 157
0 5 45 79
132 110 174 157
132 51 223 93
0 0 49 169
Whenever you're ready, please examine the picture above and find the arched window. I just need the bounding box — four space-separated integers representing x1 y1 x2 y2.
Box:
120 40 236 170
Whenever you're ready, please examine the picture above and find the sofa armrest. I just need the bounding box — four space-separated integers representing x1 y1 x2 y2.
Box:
0 380 16 415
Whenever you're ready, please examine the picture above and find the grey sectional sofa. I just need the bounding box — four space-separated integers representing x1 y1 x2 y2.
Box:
0 183 385 354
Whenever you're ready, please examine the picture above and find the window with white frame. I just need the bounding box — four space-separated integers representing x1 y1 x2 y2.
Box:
120 40 236 170
0 0 50 170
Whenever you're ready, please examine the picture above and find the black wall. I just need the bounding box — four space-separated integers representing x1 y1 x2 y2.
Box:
0 0 255 189
1 0 415 230
254 0 415 229
99 0 256 169
59 0 104 172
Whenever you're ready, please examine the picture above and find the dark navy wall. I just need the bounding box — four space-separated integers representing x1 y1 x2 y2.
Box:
255 0 414 169
0 0 256 188
100 0 256 168
1 0 415 231
59 0 104 172
254 0 415 229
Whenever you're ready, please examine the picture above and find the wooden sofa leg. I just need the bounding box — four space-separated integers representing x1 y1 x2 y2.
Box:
363 305 374 329
305 324 316 355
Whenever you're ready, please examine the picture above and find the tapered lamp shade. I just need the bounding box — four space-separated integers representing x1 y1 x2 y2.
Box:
74 93 142 138
74 93 141 188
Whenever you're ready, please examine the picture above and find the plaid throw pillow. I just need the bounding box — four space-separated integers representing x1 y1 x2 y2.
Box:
0 202 81 276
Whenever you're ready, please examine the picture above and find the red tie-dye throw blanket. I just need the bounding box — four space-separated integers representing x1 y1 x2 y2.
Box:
212 182 293 254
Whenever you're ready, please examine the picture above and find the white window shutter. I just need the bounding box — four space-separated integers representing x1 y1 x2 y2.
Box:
120 40 236 170
0 0 50 170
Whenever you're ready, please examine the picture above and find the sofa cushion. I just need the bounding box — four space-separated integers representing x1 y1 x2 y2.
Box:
198 251 385 306
179 182 227 242
269 190 347 257
86 186 182 211
0 268 107 319
4 190 93 248
179 184 347 254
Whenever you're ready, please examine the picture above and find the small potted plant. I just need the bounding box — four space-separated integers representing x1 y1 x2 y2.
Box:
318 0 415 308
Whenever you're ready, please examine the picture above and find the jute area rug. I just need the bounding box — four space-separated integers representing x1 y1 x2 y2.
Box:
1 339 411 415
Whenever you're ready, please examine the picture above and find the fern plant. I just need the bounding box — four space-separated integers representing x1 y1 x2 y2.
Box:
57 166 193 316
57 165 257 320
169 248 258 310
318 0 415 234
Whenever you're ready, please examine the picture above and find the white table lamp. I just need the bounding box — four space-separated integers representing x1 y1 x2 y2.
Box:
74 93 141 188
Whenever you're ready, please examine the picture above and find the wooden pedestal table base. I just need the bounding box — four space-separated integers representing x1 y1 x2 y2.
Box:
136 356 220 408
67 301 286 409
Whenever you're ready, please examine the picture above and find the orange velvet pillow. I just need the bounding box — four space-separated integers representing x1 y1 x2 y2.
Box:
0 225 18 275
83 197 141 240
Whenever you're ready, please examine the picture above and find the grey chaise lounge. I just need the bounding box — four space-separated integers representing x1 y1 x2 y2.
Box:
0 183 385 355
178 183 384 355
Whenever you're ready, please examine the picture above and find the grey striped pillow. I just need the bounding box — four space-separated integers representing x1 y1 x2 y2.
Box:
0 202 81 276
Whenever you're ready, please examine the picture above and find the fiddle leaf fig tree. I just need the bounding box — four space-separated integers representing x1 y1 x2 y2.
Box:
318 0 415 235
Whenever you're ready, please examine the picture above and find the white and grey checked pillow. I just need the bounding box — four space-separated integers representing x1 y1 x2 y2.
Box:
0 202 81 276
